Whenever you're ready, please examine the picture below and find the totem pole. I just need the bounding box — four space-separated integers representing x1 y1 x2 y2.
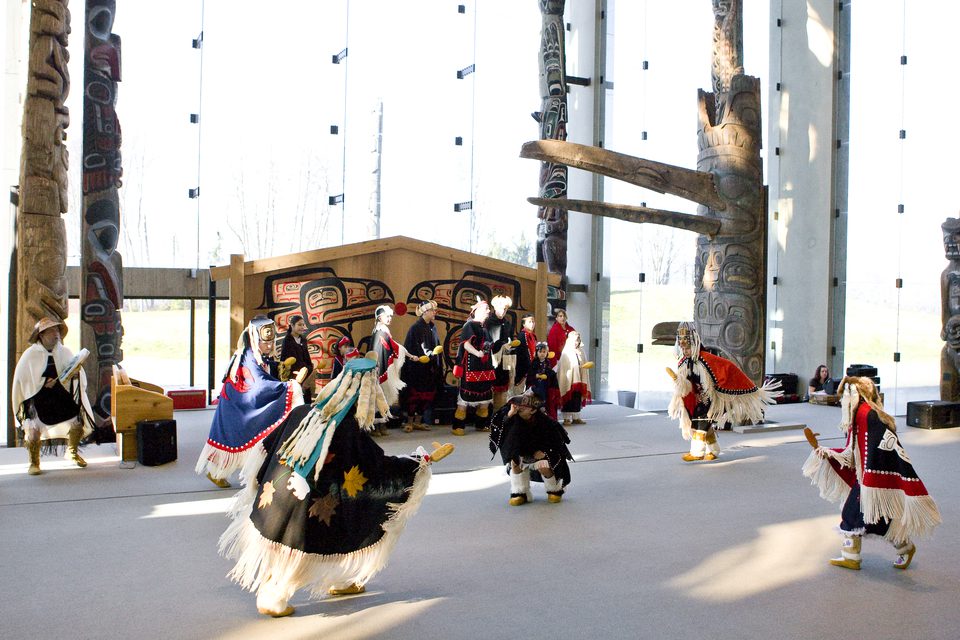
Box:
535 0 568 276
939 217 960 401
81 0 124 419
16 0 71 360
522 0 768 383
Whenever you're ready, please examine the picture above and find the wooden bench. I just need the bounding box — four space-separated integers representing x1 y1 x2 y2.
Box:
111 365 174 462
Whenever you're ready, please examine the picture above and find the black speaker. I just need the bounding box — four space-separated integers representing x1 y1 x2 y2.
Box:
906 401 960 429
431 385 459 425
846 364 878 377
765 373 798 396
136 419 177 466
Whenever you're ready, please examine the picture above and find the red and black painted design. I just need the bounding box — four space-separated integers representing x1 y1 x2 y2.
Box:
81 1 124 420
260 267 396 387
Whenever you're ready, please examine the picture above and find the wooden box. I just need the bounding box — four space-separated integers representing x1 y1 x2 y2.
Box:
906 400 960 429
116 431 138 462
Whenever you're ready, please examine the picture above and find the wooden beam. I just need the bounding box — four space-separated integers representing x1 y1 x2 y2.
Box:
65 266 228 299
209 236 561 285
229 254 245 350
536 260 549 342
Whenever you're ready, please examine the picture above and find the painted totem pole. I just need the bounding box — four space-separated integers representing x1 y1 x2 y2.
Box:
535 0 568 276
16 0 71 359
81 0 124 419
939 217 960 401
522 0 767 382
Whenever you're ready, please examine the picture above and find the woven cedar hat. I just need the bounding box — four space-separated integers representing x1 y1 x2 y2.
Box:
508 391 543 410
29 317 67 343
415 300 438 317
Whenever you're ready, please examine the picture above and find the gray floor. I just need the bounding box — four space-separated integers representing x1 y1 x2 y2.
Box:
2 400 958 640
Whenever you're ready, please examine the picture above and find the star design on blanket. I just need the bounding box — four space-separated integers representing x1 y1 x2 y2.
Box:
308 493 339 526
258 481 276 509
342 465 368 497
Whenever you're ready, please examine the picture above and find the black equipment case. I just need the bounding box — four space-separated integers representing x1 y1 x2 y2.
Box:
136 419 178 465
906 401 960 430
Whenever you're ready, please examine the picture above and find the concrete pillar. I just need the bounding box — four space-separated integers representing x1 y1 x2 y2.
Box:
766 0 846 386
564 0 600 375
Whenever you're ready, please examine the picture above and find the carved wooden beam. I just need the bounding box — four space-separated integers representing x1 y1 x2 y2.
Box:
526 197 721 238
520 140 727 212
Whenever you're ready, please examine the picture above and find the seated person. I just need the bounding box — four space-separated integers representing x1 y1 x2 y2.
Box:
808 364 830 398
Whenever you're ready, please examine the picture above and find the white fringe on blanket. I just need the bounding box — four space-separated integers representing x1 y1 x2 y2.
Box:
801 449 852 504
195 382 303 480
195 440 268 482
668 374 694 440
379 345 408 406
219 458 432 602
801 449 942 545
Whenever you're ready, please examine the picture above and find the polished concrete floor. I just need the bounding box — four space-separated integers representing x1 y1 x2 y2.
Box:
1 400 958 639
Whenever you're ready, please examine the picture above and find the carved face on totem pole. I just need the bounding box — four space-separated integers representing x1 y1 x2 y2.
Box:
942 218 960 262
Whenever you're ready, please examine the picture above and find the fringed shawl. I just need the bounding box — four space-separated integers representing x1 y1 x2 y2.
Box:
668 350 781 438
802 402 941 544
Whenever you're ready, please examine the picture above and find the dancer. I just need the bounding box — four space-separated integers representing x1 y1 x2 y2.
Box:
547 308 574 368
485 295 522 412
667 322 780 461
369 304 419 436
526 341 560 420
400 300 444 432
557 331 593 425
219 356 454 617
11 317 94 475
451 299 496 435
802 376 941 570
279 315 315 403
489 392 572 506
330 335 359 380
197 316 303 488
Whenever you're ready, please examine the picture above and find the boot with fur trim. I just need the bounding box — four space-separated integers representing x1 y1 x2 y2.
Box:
682 430 707 462
508 469 532 506
543 474 564 503
66 427 87 468
27 439 42 476
893 541 916 570
451 406 467 436
829 536 862 570
703 428 720 461
256 577 294 617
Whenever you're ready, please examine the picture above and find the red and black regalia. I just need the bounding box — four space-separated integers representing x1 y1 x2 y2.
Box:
526 345 560 420
454 317 495 407
330 335 360 380
370 323 406 407
197 317 303 484
668 322 780 461
219 357 454 616
489 394 573 504
484 303 518 401
802 376 940 569
400 304 443 423
514 322 537 388
547 316 574 368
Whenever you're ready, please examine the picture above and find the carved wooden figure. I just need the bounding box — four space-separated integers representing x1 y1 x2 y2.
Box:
522 0 767 382
535 0 569 276
940 217 960 401
81 0 124 419
16 0 72 361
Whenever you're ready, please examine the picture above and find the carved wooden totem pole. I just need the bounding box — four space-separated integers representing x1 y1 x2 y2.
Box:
16 0 72 360
535 0 569 276
522 0 767 382
939 217 960 401
81 0 124 419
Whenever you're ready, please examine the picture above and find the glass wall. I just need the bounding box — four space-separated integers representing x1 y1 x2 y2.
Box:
600 1 768 409
846 2 960 414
